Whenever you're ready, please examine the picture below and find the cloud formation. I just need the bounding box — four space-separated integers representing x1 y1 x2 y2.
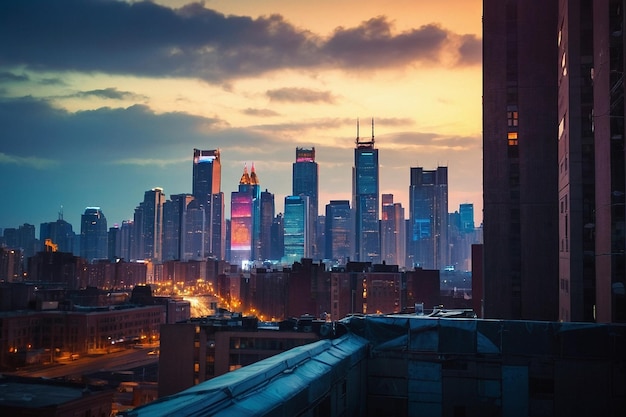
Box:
0 0 480 83
267 88 337 104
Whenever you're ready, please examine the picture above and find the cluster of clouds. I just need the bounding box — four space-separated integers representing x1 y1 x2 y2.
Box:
1 0 480 83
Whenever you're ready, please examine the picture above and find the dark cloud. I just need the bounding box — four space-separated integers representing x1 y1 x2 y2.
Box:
0 0 480 83
74 87 145 100
267 87 337 104
0 71 29 83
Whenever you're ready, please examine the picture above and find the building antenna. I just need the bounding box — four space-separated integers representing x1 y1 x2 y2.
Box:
58 205 64 221
371 118 375 143
356 118 360 145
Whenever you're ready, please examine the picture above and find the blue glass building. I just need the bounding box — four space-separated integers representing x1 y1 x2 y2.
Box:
283 195 309 264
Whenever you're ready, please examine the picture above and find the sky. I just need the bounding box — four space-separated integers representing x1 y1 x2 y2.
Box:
0 0 483 235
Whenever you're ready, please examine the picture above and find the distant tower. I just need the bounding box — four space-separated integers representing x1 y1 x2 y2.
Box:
142 188 165 263
283 195 309 264
260 190 275 261
325 200 352 265
352 119 380 263
80 207 108 262
230 165 257 266
192 149 225 259
380 194 405 267
293 147 319 258
407 167 448 270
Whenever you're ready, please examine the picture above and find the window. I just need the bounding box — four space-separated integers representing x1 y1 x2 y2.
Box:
508 131 518 146
507 110 518 127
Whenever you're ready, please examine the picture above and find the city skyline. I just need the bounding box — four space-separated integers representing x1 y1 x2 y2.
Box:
0 0 482 231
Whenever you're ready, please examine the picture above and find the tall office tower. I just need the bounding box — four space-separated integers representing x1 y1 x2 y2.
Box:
459 204 475 234
283 195 309 264
80 207 108 262
407 167 448 270
557 0 597 322
142 188 165 263
40 213 76 254
163 194 194 261
192 149 225 259
230 166 255 266
293 147 319 259
352 120 380 263
325 200 352 265
380 194 406 268
108 225 118 261
316 215 326 261
249 165 262 261
132 204 145 261
593 0 626 322
118 220 134 261
483 0 559 320
184 199 205 261
260 190 275 261
270 214 284 261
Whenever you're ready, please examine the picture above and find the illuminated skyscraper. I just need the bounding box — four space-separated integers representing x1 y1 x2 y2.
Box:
283 195 309 264
407 167 448 270
352 120 380 263
80 207 108 262
260 190 275 261
325 200 352 265
192 149 225 259
230 165 260 266
293 147 319 258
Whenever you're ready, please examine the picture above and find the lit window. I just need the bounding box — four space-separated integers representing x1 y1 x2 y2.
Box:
507 111 518 127
508 132 518 146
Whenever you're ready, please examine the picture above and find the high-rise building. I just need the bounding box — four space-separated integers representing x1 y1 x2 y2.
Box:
380 194 406 268
407 167 448 270
117 220 134 261
283 195 309 264
192 149 225 259
591 0 625 322
163 194 194 261
325 200 352 265
293 147 319 259
352 120 380 263
80 207 108 262
459 203 475 234
141 188 165 263
483 0 559 320
40 213 76 255
557 0 597 323
230 165 256 267
260 190 275 261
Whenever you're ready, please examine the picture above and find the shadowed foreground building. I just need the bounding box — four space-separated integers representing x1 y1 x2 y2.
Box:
123 315 626 417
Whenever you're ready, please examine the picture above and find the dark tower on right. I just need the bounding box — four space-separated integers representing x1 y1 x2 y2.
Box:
483 0 559 320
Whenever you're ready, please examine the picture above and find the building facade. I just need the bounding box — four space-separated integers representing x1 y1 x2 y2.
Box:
407 167 448 270
483 0 559 320
352 120 380 263
283 195 309 264
293 147 319 259
325 200 352 265
80 207 108 262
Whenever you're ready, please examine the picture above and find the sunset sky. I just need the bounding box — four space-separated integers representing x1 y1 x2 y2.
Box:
0 0 483 233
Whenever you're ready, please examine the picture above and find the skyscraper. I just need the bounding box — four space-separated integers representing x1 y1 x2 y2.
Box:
142 188 165 263
483 0 559 321
40 212 76 255
163 194 194 261
407 167 448 270
192 149 225 259
591 0 625 322
230 165 257 266
293 147 319 259
380 194 405 268
260 190 275 261
283 195 309 264
80 207 108 262
325 200 352 265
352 120 380 263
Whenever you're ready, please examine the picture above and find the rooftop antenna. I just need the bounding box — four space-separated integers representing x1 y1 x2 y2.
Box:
371 118 375 143
58 205 64 221
356 118 360 145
